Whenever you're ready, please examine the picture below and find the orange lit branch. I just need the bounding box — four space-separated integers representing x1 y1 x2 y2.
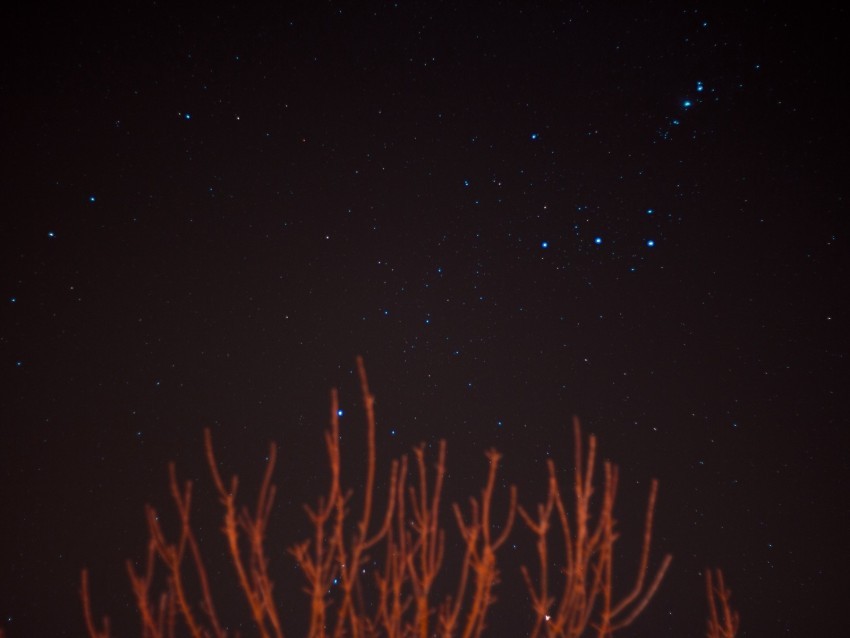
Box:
706 568 739 638
80 569 110 638
206 429 283 638
446 449 517 638
287 387 343 638
405 441 447 637
80 359 735 638
518 417 672 638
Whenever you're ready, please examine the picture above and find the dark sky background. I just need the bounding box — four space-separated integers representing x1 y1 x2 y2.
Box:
2 2 847 636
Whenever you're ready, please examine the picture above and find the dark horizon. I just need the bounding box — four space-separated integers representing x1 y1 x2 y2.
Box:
2 3 846 636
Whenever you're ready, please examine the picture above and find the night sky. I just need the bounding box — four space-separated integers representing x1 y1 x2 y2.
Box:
2 3 847 636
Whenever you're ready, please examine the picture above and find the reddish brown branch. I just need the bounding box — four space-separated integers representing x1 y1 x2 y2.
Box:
520 418 672 637
80 569 110 638
80 360 739 638
706 568 739 638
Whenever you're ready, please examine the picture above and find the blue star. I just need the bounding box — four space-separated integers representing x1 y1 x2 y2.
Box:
337 409 344 417
646 208 654 214
530 132 539 140
541 241 549 249
88 195 96 203
696 81 704 92
647 239 656 247
682 99 693 109
47 231 56 238
594 237 602 245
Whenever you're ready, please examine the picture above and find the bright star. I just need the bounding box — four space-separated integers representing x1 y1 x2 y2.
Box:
541 241 549 249
594 237 602 245
647 239 655 247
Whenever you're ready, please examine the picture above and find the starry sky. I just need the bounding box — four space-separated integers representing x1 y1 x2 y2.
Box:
1 3 847 636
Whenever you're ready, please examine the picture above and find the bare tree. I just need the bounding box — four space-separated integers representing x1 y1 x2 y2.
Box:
81 358 734 637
